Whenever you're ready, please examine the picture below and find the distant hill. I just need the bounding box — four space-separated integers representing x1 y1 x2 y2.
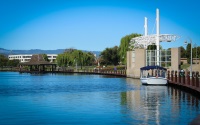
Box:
0 48 101 57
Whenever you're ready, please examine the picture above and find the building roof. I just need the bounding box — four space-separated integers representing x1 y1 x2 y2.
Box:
20 54 56 65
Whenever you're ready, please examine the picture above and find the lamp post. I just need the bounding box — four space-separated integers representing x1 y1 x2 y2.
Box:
184 39 192 78
194 43 197 64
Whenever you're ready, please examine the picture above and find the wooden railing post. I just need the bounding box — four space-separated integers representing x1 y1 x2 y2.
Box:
196 72 199 87
175 71 177 83
168 70 170 80
192 71 195 86
171 70 174 82
178 70 181 84
183 71 185 84
187 71 190 85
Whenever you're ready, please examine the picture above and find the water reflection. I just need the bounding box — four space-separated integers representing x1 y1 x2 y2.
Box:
121 78 200 125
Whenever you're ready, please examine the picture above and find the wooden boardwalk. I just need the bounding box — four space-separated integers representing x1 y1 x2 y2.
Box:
19 70 127 77
167 70 200 94
18 69 200 95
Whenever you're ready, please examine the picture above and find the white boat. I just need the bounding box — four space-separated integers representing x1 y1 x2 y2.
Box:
140 66 168 85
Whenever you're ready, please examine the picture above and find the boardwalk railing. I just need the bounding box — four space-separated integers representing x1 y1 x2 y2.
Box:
19 68 127 77
168 70 200 92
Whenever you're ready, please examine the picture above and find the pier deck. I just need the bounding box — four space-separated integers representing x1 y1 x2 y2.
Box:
19 70 127 77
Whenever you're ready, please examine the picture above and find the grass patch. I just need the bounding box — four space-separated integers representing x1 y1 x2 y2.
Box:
181 64 190 70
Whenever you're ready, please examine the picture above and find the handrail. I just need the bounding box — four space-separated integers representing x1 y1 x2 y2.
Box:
168 70 200 93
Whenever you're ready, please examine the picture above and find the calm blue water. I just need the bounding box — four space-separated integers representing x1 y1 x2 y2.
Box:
0 72 199 125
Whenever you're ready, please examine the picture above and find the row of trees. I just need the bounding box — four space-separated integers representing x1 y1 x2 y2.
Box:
0 54 50 68
100 46 119 65
100 33 200 66
180 44 200 63
1 33 199 69
100 33 141 66
0 54 19 67
0 33 141 68
118 33 141 64
56 49 95 69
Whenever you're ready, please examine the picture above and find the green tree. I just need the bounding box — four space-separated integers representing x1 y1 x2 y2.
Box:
0 54 8 67
197 46 200 58
147 45 157 50
56 54 65 66
186 43 192 64
86 52 96 66
56 49 95 69
42 54 50 62
180 46 186 58
193 45 200 59
118 33 141 64
100 46 119 65
7 59 19 67
147 45 164 50
185 44 200 64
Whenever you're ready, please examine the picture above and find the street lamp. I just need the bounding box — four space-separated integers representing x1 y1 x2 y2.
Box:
184 39 192 78
194 43 197 64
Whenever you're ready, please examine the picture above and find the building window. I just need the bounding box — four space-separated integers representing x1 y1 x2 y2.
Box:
146 50 171 68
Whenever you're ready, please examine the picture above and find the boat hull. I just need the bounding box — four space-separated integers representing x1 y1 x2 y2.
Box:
140 77 168 85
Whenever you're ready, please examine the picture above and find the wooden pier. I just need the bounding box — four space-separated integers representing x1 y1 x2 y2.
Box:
19 68 200 94
19 69 127 77
167 70 200 94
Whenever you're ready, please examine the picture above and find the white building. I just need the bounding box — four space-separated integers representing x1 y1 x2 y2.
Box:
8 54 57 63
47 54 58 63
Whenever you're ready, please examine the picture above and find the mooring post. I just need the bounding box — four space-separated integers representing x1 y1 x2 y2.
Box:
167 70 170 80
196 72 199 88
192 71 195 86
187 71 190 86
178 70 182 84
183 71 185 84
171 70 174 82
175 71 177 83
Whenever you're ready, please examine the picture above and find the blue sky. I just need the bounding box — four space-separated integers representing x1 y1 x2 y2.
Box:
0 0 199 51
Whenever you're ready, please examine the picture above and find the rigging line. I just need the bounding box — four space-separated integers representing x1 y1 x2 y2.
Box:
135 24 147 49
143 18 156 48
144 18 156 48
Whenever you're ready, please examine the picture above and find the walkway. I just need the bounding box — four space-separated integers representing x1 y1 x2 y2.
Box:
167 70 200 94
19 69 127 77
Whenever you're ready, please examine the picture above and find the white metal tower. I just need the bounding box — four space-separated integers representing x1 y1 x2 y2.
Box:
129 8 180 66
144 17 148 36
156 8 160 66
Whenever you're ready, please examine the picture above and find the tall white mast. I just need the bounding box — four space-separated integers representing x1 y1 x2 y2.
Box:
130 8 180 59
156 8 160 66
144 17 148 36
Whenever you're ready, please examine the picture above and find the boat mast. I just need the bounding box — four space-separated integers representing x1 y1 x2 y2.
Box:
144 17 148 65
156 8 160 66
144 17 148 36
